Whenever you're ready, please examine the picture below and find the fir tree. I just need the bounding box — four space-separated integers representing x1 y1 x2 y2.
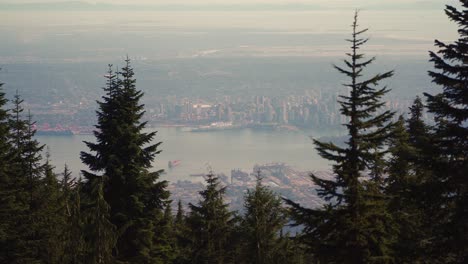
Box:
424 1 468 261
241 172 287 264
175 200 185 227
274 232 313 264
7 96 45 263
24 111 45 205
60 166 86 264
151 203 177 263
286 12 395 263
82 176 117 264
173 200 192 264
385 116 425 263
80 60 169 263
0 74 11 187
187 172 235 264
0 74 18 263
407 97 430 154
405 97 440 262
406 97 436 186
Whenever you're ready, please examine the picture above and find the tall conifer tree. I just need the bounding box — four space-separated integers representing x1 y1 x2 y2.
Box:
7 95 45 263
0 75 17 263
424 1 468 261
286 12 395 263
404 97 439 262
60 166 86 264
82 176 117 264
385 116 426 263
187 172 234 264
241 173 287 264
173 200 191 264
81 59 169 263
37 152 63 263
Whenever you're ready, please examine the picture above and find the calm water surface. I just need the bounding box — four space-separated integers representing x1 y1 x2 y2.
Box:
36 127 331 182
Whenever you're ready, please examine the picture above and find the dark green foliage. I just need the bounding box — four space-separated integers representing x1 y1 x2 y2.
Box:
175 200 185 227
173 200 192 264
0 91 71 263
241 172 288 264
405 97 440 262
0 74 19 263
274 232 314 264
23 111 45 205
82 176 117 264
424 1 468 262
0 74 8 161
286 12 395 263
151 203 178 263
6 95 47 263
187 172 236 264
385 116 426 263
0 87 68 264
59 167 87 264
407 97 430 153
38 153 66 263
80 60 169 263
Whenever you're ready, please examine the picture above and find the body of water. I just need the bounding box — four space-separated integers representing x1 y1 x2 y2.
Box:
36 127 331 182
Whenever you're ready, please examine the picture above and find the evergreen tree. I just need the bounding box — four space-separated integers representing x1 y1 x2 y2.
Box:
0 74 8 165
407 97 430 154
424 1 468 261
404 97 440 262
406 97 436 186
274 232 313 264
385 116 425 263
187 172 235 264
175 200 185 227
6 95 45 263
80 60 169 263
60 166 86 264
151 203 177 263
38 151 65 264
23 111 45 205
286 12 395 263
0 74 18 263
173 200 192 264
241 172 287 264
82 176 117 264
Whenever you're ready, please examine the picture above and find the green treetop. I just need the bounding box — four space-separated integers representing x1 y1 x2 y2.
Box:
187 172 235 264
80 59 169 263
241 172 287 264
286 12 395 263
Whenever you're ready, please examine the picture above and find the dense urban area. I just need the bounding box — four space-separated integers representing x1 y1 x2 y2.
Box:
30 91 414 135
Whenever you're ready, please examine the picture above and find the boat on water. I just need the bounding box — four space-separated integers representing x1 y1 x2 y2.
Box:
168 160 181 169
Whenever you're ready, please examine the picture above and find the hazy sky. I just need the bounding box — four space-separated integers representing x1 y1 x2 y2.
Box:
0 0 459 62
0 0 450 8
